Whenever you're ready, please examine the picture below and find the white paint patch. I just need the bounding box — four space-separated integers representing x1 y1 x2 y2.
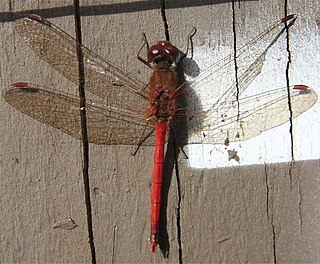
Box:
184 23 320 169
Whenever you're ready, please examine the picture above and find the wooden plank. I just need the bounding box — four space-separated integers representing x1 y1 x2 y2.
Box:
0 1 91 263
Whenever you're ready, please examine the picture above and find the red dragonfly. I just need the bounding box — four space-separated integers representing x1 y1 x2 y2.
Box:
3 14 317 252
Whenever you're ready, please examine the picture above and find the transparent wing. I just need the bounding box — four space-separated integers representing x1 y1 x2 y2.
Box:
180 15 317 144
6 15 317 147
4 83 155 145
186 85 317 144
14 14 148 111
185 15 296 109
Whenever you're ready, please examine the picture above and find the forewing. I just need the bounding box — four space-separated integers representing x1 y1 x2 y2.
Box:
3 83 155 146
185 15 297 115
14 15 148 111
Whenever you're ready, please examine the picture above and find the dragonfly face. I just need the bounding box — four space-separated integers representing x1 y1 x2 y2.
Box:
147 41 181 69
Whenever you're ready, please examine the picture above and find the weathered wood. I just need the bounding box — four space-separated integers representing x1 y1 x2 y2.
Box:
0 0 319 263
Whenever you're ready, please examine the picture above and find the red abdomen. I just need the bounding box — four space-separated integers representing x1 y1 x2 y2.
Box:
148 69 178 252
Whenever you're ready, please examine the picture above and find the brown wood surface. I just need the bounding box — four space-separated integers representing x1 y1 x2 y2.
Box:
0 0 319 263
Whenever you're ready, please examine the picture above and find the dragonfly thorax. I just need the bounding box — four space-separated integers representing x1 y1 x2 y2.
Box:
147 69 178 123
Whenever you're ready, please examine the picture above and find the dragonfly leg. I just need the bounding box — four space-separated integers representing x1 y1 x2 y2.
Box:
131 121 154 156
181 27 197 59
172 81 186 97
142 32 150 49
138 82 149 94
171 125 189 159
137 33 152 68
180 146 189 159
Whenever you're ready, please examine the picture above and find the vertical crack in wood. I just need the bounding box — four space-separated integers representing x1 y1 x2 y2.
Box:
8 0 12 11
73 1 97 263
172 132 183 264
160 0 170 41
265 163 277 263
161 135 174 257
272 223 277 264
112 225 117 264
289 161 293 188
264 163 270 220
231 1 240 121
284 0 295 168
297 174 303 234
158 0 184 259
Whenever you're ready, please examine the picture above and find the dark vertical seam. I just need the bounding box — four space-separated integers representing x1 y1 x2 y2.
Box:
265 163 270 220
160 0 170 41
112 225 117 263
173 132 183 264
284 0 294 187
231 1 240 120
73 1 97 263
160 0 182 260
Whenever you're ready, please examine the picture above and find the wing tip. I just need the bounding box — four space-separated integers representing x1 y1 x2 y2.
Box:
12 82 30 88
293 84 309 91
27 14 51 26
281 14 297 23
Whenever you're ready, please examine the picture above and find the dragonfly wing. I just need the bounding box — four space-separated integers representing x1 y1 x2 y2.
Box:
187 86 318 144
3 83 155 146
185 15 297 113
14 15 148 111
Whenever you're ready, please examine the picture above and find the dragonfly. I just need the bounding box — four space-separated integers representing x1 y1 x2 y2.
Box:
3 14 317 253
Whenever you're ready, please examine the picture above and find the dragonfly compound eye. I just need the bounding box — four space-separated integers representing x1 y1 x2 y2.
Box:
147 41 180 64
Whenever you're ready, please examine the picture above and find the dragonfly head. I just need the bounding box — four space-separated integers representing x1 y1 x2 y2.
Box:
147 41 181 69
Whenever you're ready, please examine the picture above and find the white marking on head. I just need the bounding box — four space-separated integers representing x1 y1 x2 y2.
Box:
152 49 158 54
164 49 170 54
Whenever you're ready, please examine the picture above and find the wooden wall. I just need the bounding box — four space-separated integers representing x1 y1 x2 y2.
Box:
0 0 319 262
